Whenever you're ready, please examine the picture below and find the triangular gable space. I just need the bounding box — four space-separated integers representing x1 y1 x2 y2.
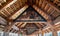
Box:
13 6 47 22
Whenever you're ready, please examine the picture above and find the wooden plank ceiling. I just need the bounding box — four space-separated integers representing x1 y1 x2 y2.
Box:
0 0 60 35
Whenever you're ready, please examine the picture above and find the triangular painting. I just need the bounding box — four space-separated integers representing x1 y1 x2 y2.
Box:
13 6 47 22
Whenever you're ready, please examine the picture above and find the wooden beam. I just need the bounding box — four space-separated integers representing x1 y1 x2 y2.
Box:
44 3 50 11
52 31 57 36
14 22 47 23
45 0 60 13
36 0 39 5
35 23 42 28
17 22 24 28
0 0 17 10
38 0 43 7
0 0 13 9
0 0 17 21
9 5 28 20
39 23 46 27
4 9 11 15
16 22 23 27
20 22 27 28
32 5 51 21
14 20 47 22
0 10 7 17
41 0 47 9
41 31 44 36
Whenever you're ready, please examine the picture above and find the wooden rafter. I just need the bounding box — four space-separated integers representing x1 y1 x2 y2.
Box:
9 5 29 20
35 23 42 28
45 0 60 12
20 22 27 28
0 0 17 10
32 5 51 21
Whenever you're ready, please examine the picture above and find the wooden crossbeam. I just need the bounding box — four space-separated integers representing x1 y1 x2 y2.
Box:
14 20 47 22
14 22 47 23
20 22 27 28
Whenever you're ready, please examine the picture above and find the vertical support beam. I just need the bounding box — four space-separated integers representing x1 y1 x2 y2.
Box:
52 31 57 36
18 31 20 36
3 32 9 36
38 33 39 36
41 31 44 36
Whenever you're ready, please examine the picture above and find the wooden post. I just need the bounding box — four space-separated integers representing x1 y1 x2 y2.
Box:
52 31 57 36
18 31 20 36
41 31 44 36
3 32 9 36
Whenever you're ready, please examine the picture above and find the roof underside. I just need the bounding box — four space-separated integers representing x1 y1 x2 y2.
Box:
0 0 60 35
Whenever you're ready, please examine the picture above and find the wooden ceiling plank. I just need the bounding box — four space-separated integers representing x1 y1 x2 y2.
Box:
14 22 20 26
36 0 39 5
2 9 10 17
45 0 60 13
17 22 23 27
38 23 44 27
0 11 7 17
9 5 29 20
35 23 41 28
0 0 17 10
44 3 50 11
4 9 11 15
39 0 43 7
47 7 52 12
15 22 47 23
20 22 27 28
